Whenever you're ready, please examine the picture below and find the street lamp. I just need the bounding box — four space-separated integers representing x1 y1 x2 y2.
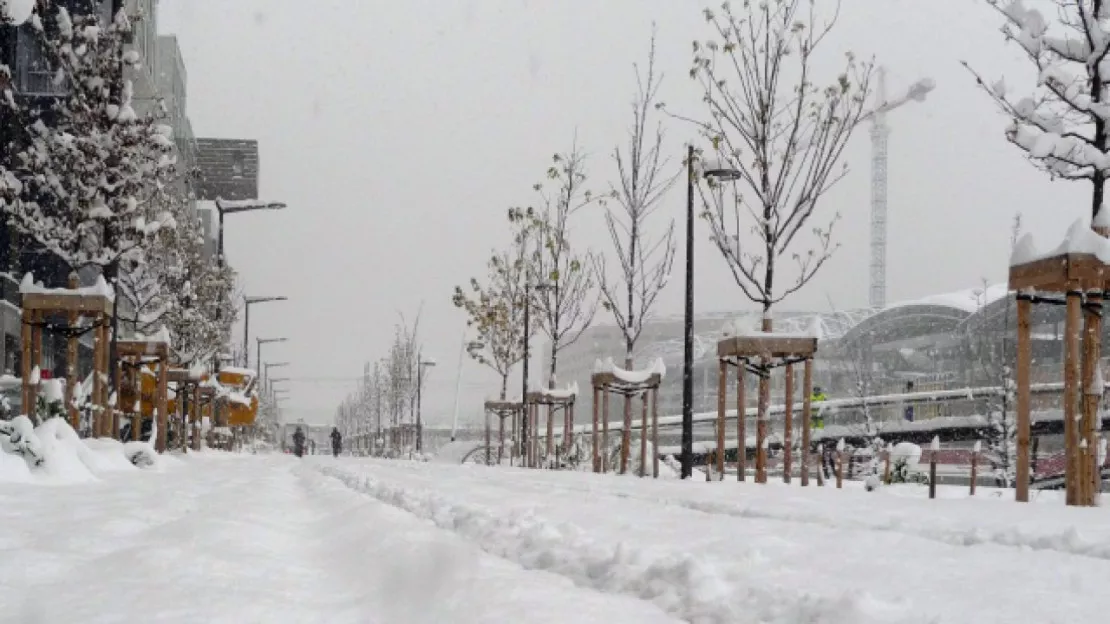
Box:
681 146 742 479
214 198 288 267
242 295 288 368
415 357 436 453
256 337 287 379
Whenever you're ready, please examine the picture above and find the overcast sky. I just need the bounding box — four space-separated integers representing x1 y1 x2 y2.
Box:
158 0 1089 426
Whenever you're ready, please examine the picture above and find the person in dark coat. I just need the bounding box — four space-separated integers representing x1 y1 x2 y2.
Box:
292 426 306 458
331 427 342 458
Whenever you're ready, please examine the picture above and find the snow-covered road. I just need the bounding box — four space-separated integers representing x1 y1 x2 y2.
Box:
5 453 1110 623
319 458 1110 624
0 454 674 624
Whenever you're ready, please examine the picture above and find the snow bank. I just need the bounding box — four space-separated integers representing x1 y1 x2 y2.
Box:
320 465 924 624
432 440 484 464
0 418 168 484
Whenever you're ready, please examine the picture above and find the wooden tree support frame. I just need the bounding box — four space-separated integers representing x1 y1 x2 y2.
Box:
1010 250 1110 506
167 368 199 453
483 400 522 466
589 371 663 478
115 340 171 453
717 334 818 485
522 390 577 469
20 274 114 437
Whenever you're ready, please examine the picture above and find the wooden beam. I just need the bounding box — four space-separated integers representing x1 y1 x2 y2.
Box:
717 335 818 359
1015 296 1032 503
157 358 169 453
592 385 600 473
20 305 31 425
651 388 659 479
1082 293 1102 506
21 292 113 315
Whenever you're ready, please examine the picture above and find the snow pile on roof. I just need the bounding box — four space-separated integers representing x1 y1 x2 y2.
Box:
886 284 1008 314
2 0 35 26
1009 219 1110 267
593 357 666 383
19 272 115 301
0 417 166 484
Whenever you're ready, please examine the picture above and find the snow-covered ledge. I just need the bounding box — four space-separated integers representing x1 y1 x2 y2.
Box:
592 357 666 386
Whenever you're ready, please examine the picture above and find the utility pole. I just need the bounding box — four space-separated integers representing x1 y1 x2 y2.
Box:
681 144 696 479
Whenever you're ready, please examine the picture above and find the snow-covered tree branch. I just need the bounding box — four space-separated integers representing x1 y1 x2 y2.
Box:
966 0 1110 218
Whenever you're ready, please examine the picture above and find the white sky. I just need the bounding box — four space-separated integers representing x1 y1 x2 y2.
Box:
158 0 1092 426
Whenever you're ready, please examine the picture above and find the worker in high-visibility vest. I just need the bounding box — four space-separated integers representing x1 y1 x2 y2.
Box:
811 386 827 429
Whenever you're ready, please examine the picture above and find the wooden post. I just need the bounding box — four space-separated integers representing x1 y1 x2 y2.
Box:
568 403 575 451
602 388 610 473
1082 294 1102 506
970 446 978 496
756 362 770 484
1015 295 1032 503
65 275 79 431
592 386 600 473
512 407 519 466
20 305 32 421
929 455 938 499
737 364 746 482
801 359 813 486
485 408 492 466
101 320 114 439
783 363 794 484
816 444 825 487
90 316 104 437
27 308 42 422
1064 289 1082 506
639 391 648 477
498 412 506 464
192 385 201 451
546 403 554 465
130 363 141 442
620 390 632 475
836 446 844 489
651 387 660 479
716 359 727 478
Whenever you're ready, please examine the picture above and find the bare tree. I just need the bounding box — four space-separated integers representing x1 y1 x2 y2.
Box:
453 210 535 399
526 146 600 384
595 29 679 368
965 1 1110 221
667 0 873 324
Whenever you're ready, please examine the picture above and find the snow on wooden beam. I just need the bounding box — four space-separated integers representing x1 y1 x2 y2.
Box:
717 334 817 358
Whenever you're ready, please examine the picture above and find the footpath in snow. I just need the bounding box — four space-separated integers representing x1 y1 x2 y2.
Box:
0 453 675 624
317 458 1110 624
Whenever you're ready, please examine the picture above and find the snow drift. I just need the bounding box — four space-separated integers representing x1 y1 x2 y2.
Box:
0 417 167 484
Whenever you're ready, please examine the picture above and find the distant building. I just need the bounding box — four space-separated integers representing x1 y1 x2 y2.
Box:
195 139 260 201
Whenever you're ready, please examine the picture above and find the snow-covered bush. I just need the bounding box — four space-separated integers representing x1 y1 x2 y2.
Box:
0 416 45 466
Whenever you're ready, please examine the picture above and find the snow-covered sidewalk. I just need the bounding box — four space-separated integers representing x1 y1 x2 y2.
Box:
318 459 1110 624
0 454 676 624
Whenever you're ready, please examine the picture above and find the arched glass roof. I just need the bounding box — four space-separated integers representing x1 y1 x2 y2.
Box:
838 285 1007 349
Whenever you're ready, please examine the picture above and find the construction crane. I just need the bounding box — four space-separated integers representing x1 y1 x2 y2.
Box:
868 67 935 309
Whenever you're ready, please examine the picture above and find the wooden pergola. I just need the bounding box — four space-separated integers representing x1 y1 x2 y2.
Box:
483 400 522 466
523 388 576 468
1009 238 1109 506
20 274 113 436
590 369 662 477
167 368 201 452
116 338 170 452
717 334 817 484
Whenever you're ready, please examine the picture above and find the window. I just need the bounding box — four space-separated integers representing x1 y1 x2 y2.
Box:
231 153 245 178
15 29 67 96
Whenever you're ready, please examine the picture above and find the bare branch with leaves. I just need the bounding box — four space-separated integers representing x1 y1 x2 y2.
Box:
595 28 679 368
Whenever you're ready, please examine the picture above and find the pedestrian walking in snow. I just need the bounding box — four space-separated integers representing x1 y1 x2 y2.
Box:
292 426 306 458
331 427 342 458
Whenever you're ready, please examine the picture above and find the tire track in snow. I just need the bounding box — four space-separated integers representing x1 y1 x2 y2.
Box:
376 463 1110 566
317 464 935 624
